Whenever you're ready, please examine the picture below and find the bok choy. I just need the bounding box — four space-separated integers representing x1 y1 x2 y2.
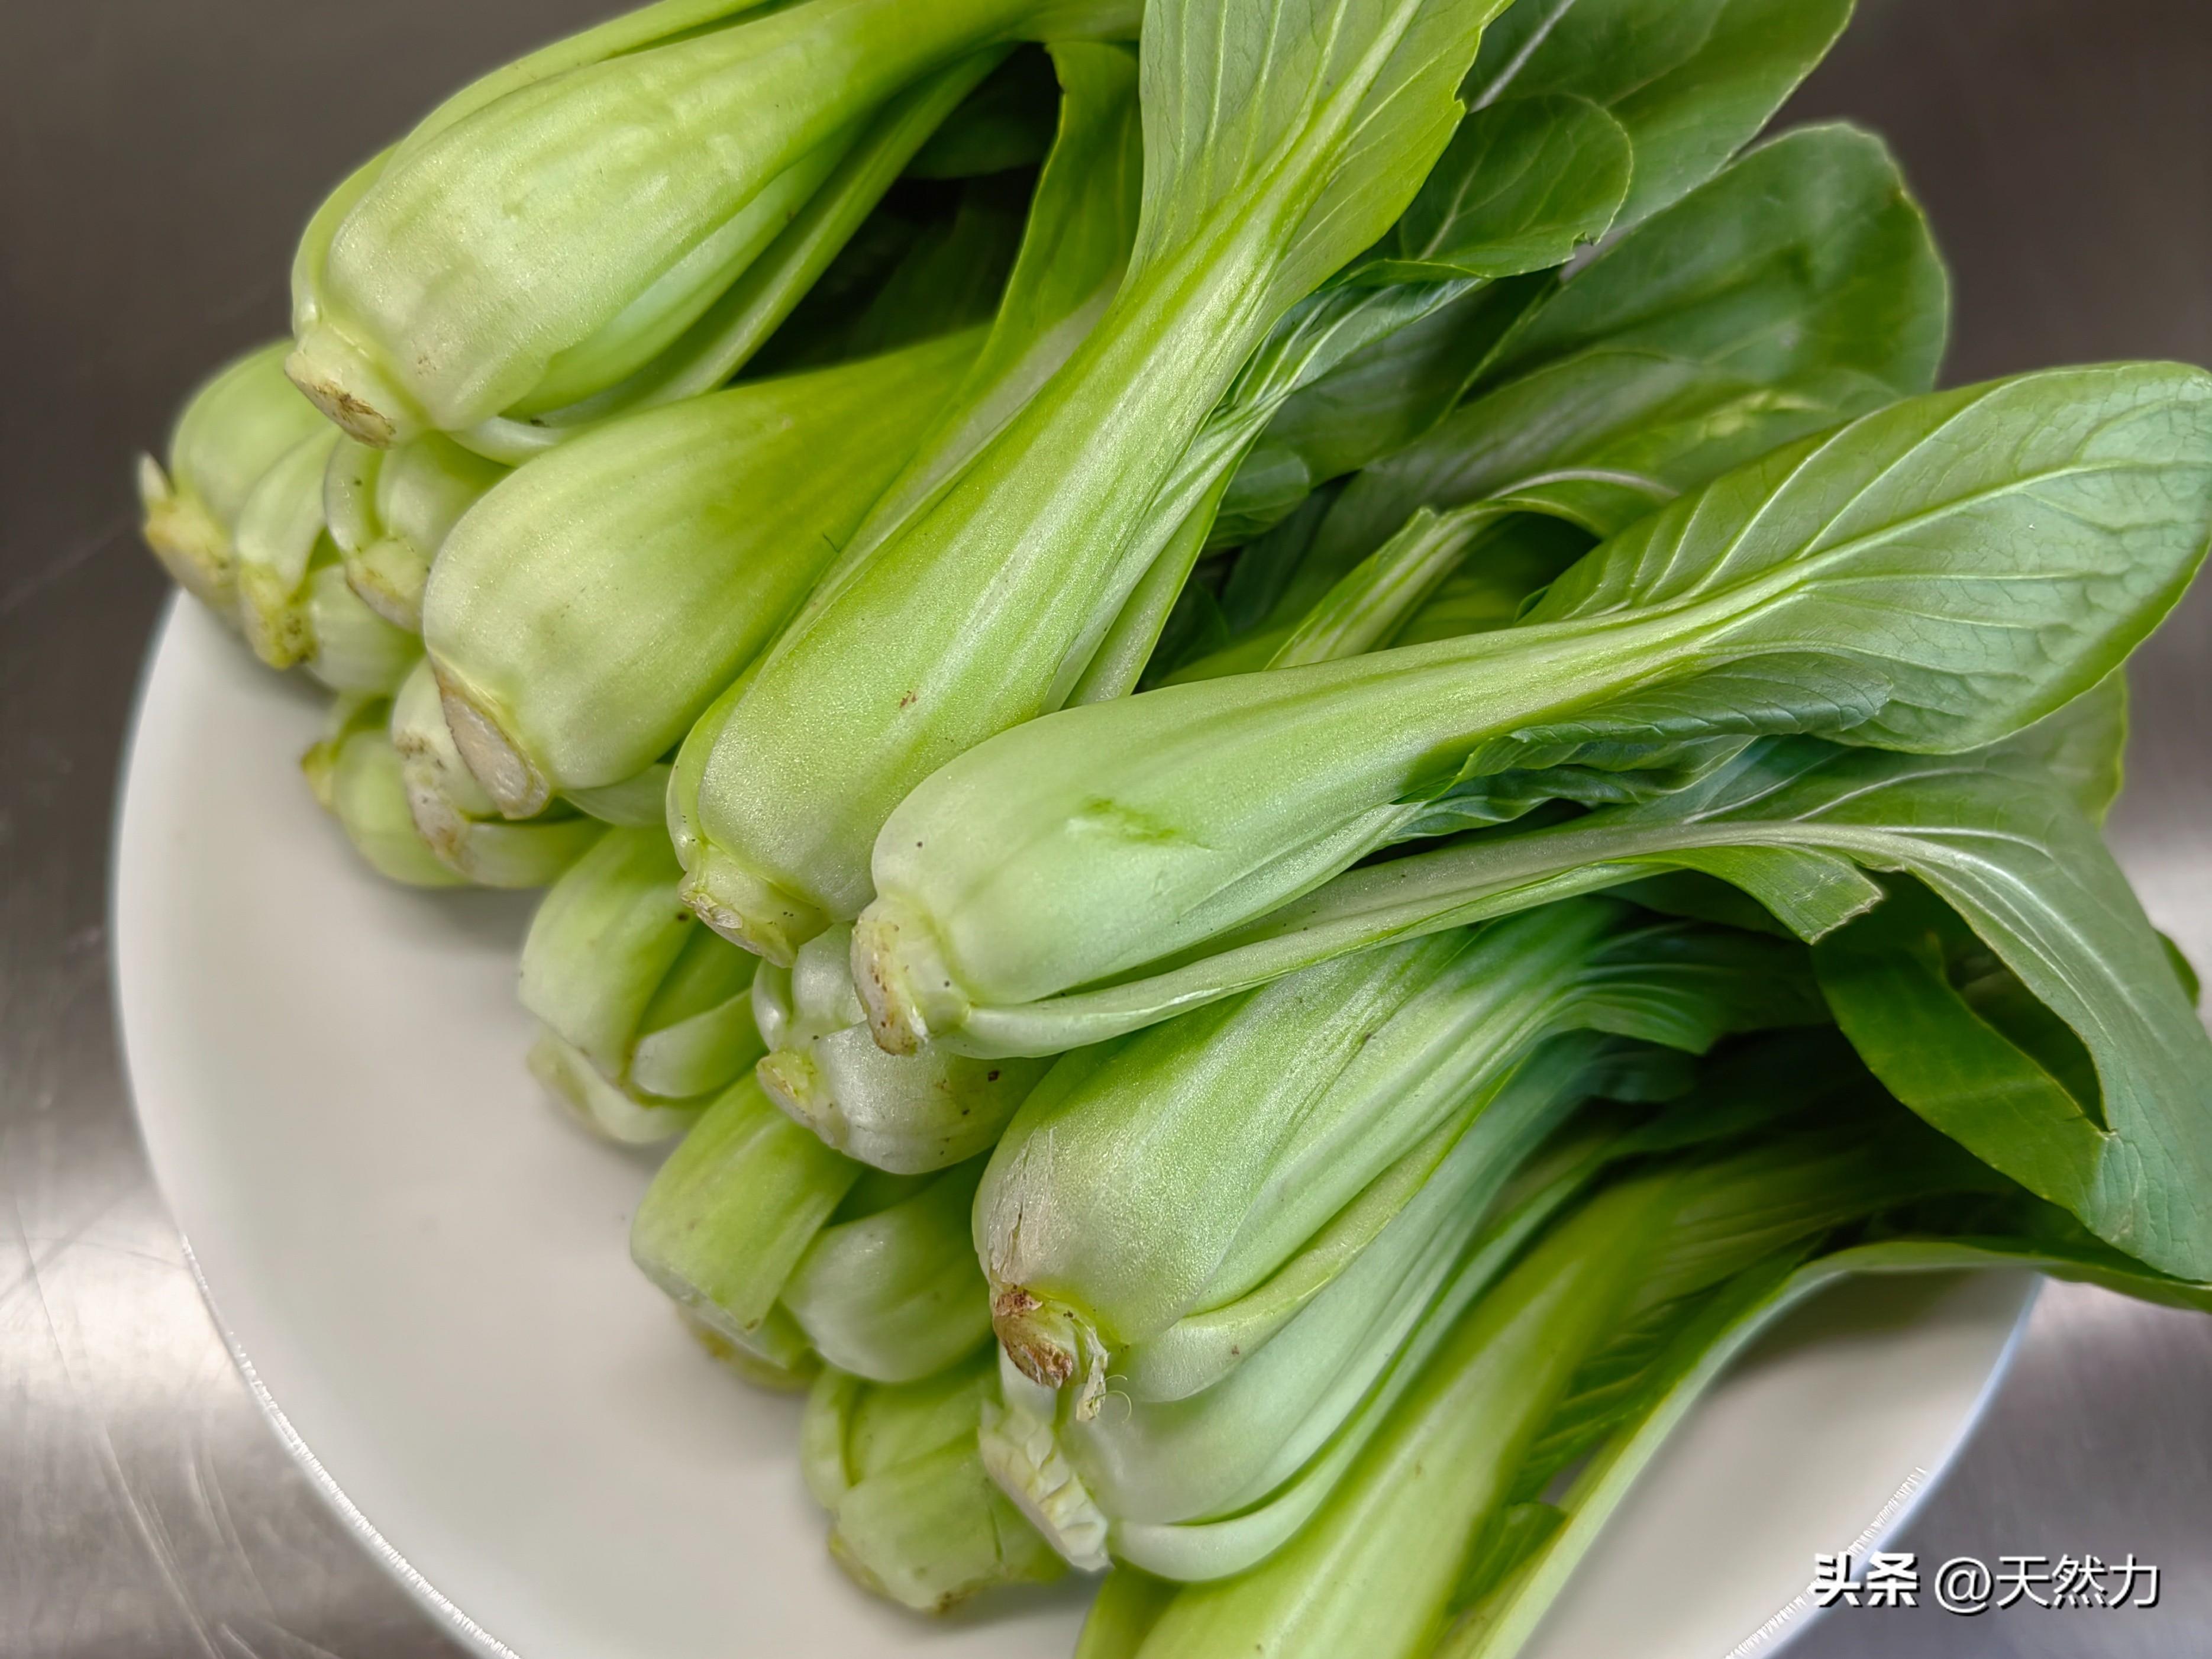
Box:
854 367 2212 1057
678 0 1555 962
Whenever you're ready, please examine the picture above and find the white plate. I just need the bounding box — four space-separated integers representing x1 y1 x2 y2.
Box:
114 598 2035 1659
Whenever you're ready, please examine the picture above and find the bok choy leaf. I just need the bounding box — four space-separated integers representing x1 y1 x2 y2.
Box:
1215 0 1862 542
854 367 2212 1059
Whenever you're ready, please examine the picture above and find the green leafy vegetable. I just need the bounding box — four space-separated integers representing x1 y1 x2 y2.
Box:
519 827 762 1114
467 56 1016 462
138 340 330 613
802 1350 1064 1612
1090 1108 1989 1655
1815 875 2212 1278
1463 0 1853 229
387 660 605 887
136 346 427 690
324 432 507 632
1211 0 1861 543
1346 98 1631 288
425 330 983 816
631 1077 993 1381
977 902 1820 1409
286 0 1141 445
883 665 2212 1277
938 682 2125 1048
1435 1204 2212 1659
753 922 1052 1173
299 695 464 889
983 1036 1670 1578
854 367 2212 1056
662 40 1143 926
1253 120 1952 645
679 0 1529 963
121 1 2212 1641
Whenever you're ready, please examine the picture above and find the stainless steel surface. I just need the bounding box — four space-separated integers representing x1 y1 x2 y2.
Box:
0 1 2206 1655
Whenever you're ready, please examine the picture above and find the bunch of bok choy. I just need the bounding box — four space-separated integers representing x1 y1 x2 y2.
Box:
134 0 2212 1645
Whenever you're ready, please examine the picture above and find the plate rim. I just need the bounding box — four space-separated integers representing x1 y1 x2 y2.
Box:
175 1228 524 1659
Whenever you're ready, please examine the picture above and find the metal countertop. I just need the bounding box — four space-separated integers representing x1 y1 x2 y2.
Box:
2 1 2207 1654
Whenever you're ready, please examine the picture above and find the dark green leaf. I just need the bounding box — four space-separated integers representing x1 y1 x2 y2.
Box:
1814 855 2212 1276
1486 125 1948 394
1465 0 1853 228
1306 123 1951 612
1220 0 1859 558
1817 884 2110 1186
1520 365 2212 753
1352 95 1632 285
1214 277 1554 546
